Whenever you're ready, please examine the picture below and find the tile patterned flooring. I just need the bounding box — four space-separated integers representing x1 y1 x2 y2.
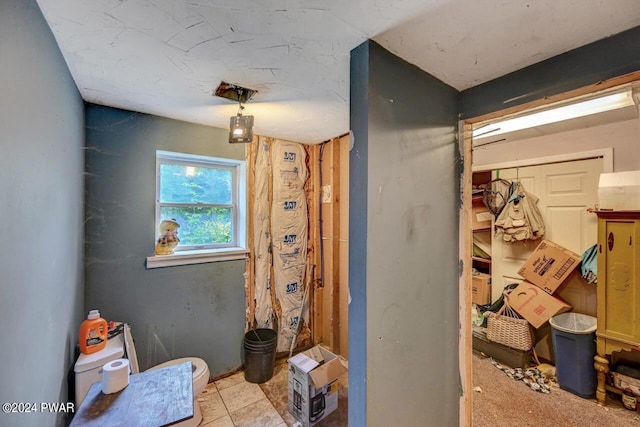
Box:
197 356 349 427
197 371 287 427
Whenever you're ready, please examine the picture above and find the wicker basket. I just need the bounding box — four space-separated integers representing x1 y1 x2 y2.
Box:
484 296 534 351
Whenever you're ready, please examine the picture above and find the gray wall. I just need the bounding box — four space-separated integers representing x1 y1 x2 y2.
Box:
0 1 85 427
350 41 460 427
84 105 247 377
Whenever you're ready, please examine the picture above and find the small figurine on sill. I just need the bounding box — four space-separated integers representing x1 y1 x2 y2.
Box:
155 218 180 255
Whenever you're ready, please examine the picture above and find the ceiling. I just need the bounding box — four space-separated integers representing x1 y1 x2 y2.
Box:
36 0 640 144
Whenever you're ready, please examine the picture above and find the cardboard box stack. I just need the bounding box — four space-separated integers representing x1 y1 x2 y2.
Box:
507 240 579 329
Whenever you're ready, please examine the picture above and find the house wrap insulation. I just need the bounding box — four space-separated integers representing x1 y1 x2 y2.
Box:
270 140 309 351
253 138 273 328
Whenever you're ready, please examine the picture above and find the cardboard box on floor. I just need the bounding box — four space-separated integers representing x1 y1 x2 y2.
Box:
517 240 581 295
288 345 347 427
507 281 572 329
472 272 491 306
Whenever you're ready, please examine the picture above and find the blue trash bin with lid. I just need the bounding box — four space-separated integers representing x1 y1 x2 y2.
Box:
550 312 597 398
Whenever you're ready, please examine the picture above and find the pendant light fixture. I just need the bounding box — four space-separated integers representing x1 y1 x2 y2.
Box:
229 99 254 143
214 81 257 144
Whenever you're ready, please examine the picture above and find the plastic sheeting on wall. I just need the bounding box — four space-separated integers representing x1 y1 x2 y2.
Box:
253 138 273 328
270 140 309 352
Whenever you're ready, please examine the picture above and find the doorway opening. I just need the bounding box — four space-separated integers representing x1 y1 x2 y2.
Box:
460 74 640 425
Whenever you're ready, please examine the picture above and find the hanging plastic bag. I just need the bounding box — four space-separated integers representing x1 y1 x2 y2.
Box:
580 244 598 284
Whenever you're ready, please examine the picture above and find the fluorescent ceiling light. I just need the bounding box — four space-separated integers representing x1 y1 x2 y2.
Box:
473 90 636 139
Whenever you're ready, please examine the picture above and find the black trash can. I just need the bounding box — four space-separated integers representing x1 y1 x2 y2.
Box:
243 328 278 383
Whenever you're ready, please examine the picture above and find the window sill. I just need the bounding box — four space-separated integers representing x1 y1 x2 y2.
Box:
146 247 249 269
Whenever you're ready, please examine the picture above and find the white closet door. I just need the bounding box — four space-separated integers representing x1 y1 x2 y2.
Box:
490 157 602 303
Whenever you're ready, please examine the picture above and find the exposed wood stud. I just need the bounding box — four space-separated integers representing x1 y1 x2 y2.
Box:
459 121 473 427
331 137 341 355
266 138 278 328
245 138 258 331
319 141 333 349
307 144 323 346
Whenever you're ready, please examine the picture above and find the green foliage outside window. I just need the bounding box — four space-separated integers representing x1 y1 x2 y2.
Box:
160 206 232 245
159 163 234 247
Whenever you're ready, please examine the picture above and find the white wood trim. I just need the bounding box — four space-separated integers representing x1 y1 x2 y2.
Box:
237 160 247 249
156 150 244 167
154 150 248 251
146 248 249 269
472 148 613 173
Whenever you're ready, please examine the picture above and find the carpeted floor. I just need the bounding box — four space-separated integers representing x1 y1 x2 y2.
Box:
472 352 640 426
259 352 640 426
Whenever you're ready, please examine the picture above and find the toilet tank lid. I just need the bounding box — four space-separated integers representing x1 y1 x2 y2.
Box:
74 335 125 373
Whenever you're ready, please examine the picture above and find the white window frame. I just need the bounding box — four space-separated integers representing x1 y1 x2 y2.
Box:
146 150 248 269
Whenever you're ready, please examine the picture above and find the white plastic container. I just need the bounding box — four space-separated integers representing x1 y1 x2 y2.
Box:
598 171 640 210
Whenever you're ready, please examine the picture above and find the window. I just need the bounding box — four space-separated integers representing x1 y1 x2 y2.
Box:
147 150 247 268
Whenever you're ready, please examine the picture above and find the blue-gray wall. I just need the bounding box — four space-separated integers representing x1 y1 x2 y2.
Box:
0 1 85 427
459 25 640 119
349 41 460 427
84 105 246 377
349 40 370 427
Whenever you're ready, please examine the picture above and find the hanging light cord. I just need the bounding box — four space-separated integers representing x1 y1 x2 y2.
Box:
236 88 245 116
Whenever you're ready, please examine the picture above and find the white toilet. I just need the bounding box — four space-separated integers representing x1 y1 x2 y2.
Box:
74 324 210 427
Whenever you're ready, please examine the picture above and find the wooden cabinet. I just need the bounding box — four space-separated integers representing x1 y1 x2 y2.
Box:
593 210 640 405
